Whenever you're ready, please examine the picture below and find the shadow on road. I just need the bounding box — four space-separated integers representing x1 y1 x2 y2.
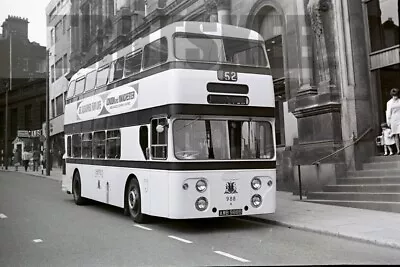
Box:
63 197 270 233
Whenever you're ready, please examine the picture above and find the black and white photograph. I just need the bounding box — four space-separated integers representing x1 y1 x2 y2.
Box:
0 0 400 266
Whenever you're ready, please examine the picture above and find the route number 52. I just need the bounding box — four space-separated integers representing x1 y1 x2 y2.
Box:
218 71 238 82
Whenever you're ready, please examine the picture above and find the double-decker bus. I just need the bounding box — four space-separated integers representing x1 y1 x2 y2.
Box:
63 21 276 223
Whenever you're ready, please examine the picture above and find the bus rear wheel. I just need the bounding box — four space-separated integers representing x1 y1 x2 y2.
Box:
127 179 148 223
73 172 87 205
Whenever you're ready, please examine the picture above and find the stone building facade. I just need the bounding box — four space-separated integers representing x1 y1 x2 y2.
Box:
66 0 399 193
0 16 46 167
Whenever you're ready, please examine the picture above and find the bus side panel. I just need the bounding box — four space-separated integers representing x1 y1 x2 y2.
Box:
104 168 150 211
79 165 96 200
148 170 169 217
121 127 147 161
62 163 75 193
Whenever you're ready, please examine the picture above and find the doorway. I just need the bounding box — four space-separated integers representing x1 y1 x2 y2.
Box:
376 64 400 124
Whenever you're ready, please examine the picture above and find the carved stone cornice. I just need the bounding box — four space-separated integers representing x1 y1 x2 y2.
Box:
292 102 341 118
293 92 341 118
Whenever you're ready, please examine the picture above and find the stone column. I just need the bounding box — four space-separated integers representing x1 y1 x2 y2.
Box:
217 0 231 25
296 0 316 96
291 0 345 193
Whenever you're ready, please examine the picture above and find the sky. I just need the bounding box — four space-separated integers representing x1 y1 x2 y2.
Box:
0 0 50 46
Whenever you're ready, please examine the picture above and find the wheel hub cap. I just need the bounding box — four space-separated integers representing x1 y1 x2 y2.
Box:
128 190 137 210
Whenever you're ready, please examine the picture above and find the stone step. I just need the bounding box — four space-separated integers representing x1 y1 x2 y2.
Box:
363 161 400 170
337 177 400 185
368 155 400 163
323 184 400 193
305 199 400 213
307 192 400 202
348 169 400 177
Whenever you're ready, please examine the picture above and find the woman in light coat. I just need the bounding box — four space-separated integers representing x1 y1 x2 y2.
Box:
387 88 400 154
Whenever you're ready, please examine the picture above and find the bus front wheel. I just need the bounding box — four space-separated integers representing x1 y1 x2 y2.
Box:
72 172 87 205
127 179 148 223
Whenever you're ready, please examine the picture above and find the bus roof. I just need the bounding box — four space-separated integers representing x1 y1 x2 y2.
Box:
69 22 264 81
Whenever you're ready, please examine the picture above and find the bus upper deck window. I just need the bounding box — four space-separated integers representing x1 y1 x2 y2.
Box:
125 51 142 77
66 80 76 98
96 65 110 87
109 58 124 82
85 70 97 92
143 38 168 69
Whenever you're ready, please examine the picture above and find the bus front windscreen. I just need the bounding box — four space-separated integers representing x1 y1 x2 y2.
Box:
173 119 274 160
174 35 269 68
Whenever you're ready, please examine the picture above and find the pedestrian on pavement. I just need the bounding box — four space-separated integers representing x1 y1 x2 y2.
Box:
22 149 30 172
33 150 40 171
13 148 21 171
386 88 400 154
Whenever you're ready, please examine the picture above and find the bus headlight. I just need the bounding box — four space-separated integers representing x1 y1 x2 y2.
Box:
195 197 208 211
251 194 262 208
196 179 207 193
251 177 262 190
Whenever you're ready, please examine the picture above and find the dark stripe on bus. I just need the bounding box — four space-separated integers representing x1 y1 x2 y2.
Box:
66 61 271 105
207 83 249 94
66 158 276 170
64 104 275 134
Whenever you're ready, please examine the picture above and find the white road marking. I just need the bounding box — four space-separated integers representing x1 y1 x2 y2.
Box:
168 235 193 244
133 224 152 231
32 239 43 243
214 251 250 263
0 213 7 219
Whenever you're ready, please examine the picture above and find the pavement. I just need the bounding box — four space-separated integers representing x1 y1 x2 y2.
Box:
2 166 400 251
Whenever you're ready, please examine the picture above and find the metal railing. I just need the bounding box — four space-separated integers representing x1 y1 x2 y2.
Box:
296 127 373 200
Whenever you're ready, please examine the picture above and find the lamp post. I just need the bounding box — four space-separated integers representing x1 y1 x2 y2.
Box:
46 50 50 176
4 32 13 170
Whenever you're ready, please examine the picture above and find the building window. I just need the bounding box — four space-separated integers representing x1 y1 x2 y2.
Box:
51 65 55 83
56 94 64 116
24 105 32 129
55 58 63 79
55 21 62 43
63 54 68 74
51 99 55 118
62 15 67 34
50 28 55 46
23 58 29 72
367 0 400 52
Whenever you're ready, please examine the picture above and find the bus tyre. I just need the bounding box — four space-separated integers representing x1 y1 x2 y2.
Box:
72 172 86 205
127 179 148 223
